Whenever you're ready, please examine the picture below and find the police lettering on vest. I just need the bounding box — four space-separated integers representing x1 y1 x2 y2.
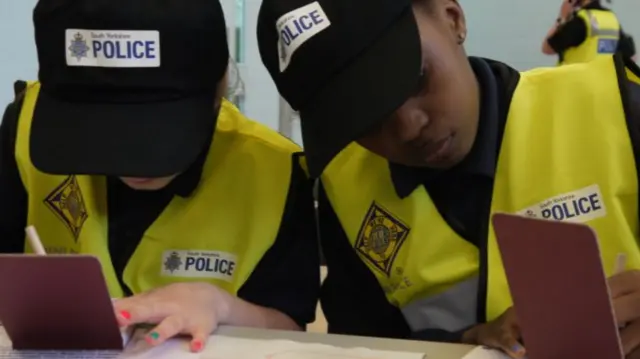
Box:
161 250 238 282
518 184 607 223
184 256 235 276
276 1 331 71
540 192 602 220
65 29 161 68
598 39 618 54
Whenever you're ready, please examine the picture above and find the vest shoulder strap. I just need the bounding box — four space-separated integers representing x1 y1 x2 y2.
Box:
217 99 303 157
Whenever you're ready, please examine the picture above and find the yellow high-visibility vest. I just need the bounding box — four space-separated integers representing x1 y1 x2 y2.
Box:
322 56 640 332
560 9 620 65
15 82 301 298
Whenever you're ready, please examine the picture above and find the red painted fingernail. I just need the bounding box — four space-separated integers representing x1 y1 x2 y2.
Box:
119 310 131 320
192 340 203 352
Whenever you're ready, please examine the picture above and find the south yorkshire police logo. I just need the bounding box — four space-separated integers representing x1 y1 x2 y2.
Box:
44 175 88 241
163 252 183 273
355 202 410 276
68 32 90 61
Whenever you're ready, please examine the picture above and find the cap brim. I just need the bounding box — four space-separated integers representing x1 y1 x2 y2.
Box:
298 8 422 178
30 90 215 177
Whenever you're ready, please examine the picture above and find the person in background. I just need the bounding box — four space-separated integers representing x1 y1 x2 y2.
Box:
542 0 636 64
0 0 319 352
257 0 640 357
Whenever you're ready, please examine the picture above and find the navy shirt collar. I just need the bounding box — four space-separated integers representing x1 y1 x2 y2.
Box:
390 57 501 198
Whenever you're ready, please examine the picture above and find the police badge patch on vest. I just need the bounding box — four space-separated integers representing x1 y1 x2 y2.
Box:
43 175 89 241
517 184 607 223
597 38 618 54
355 202 410 276
161 250 237 282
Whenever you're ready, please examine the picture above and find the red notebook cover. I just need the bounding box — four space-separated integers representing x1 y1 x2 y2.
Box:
0 255 124 350
492 213 623 359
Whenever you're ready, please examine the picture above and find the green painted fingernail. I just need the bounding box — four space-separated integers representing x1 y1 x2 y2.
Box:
149 332 160 340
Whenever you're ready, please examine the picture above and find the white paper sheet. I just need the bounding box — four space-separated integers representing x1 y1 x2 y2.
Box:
122 335 426 359
0 326 10 349
209 336 424 359
461 346 519 359
0 325 425 359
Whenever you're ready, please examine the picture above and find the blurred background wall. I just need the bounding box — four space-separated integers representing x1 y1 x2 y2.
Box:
1 0 638 139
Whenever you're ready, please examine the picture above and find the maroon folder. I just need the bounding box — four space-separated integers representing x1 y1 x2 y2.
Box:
492 213 623 359
0 255 124 350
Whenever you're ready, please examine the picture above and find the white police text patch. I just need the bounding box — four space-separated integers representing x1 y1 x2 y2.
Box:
66 29 160 68
517 184 607 223
276 1 330 72
161 250 237 282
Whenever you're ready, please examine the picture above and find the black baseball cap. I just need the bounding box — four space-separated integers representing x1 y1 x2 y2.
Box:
257 0 422 177
30 0 229 177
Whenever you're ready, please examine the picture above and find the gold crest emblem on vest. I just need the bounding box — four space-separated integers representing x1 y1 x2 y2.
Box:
355 202 410 276
43 175 88 241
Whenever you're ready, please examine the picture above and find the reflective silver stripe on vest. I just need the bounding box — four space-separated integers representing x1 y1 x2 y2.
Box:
586 11 619 38
401 276 479 332
590 28 620 38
